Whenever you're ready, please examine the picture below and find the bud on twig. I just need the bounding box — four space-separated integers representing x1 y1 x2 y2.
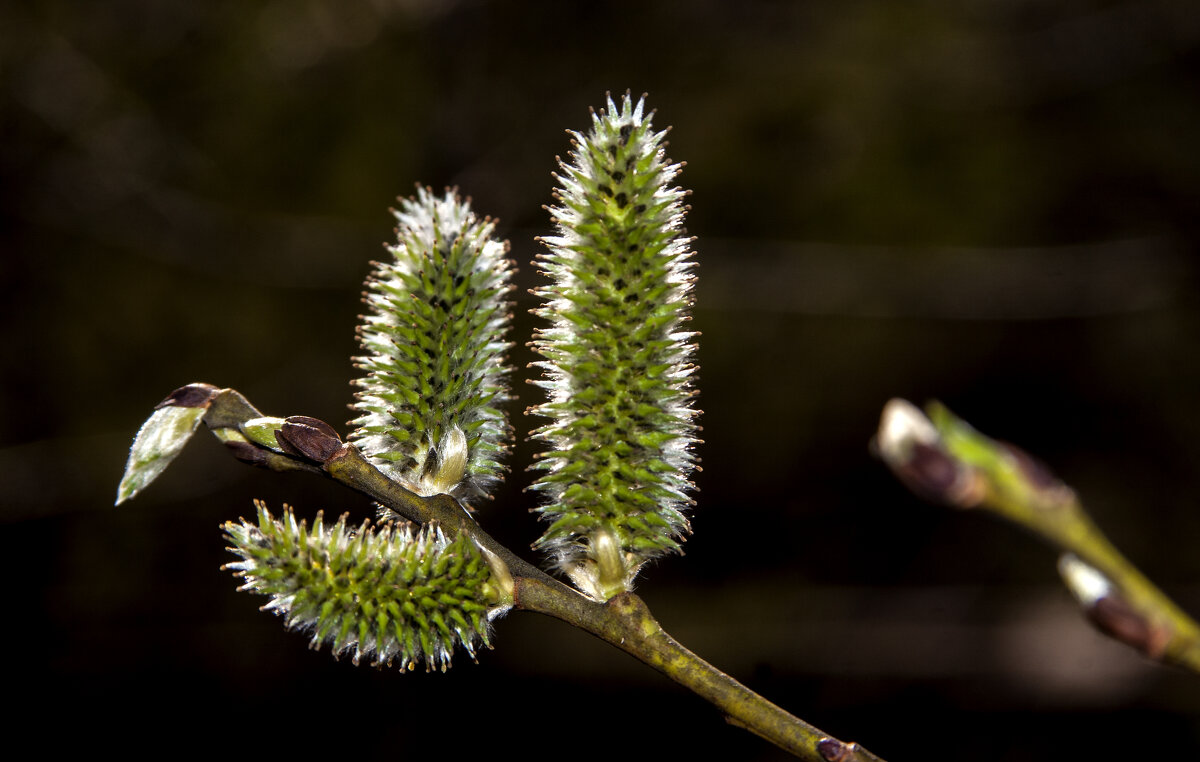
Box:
275 415 344 463
818 738 868 762
874 399 982 508
1058 554 1170 659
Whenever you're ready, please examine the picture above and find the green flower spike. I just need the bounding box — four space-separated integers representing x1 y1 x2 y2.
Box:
224 501 513 671
529 93 699 601
350 187 515 508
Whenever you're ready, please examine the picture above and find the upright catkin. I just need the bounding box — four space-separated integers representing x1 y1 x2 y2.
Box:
529 94 699 600
349 188 514 508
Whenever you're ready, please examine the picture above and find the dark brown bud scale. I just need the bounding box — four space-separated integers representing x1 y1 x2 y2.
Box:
284 415 341 441
1086 595 1170 660
156 383 220 410
224 439 272 467
891 443 983 508
277 418 344 464
817 737 861 762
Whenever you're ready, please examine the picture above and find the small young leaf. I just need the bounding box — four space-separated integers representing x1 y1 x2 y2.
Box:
116 404 207 505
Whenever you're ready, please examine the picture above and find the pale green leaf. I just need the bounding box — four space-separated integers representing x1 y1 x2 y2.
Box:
115 405 206 504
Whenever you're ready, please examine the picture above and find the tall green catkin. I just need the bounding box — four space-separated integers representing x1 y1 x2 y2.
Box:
529 94 699 601
349 187 514 508
224 501 512 671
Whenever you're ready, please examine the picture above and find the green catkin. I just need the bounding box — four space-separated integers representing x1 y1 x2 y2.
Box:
349 187 514 508
224 501 512 671
529 94 699 600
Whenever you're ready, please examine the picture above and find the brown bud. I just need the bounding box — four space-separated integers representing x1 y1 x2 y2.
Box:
876 398 983 508
817 738 861 762
156 383 220 410
276 417 344 463
283 415 340 441
900 443 962 498
1058 553 1169 659
1086 595 1171 660
888 443 984 509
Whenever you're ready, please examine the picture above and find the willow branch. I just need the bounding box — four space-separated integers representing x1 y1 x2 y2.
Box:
326 442 883 760
514 580 883 762
126 383 885 760
295 420 886 760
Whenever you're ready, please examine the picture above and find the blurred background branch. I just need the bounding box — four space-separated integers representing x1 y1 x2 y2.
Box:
877 399 1200 671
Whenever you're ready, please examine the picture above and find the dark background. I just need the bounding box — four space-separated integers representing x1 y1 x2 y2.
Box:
4 1 1200 759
